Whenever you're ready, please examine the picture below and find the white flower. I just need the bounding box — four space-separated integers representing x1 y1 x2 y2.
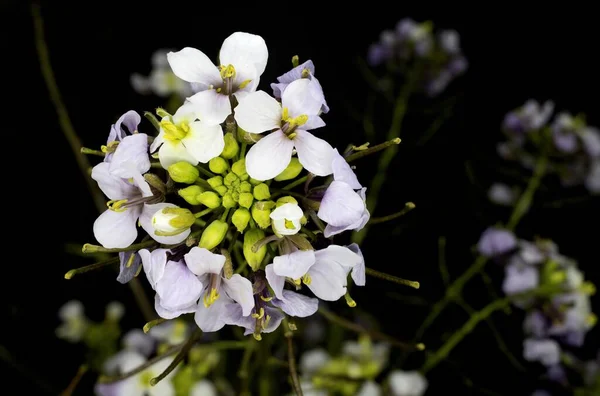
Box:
317 149 370 237
270 202 304 236
388 370 428 396
149 319 190 346
150 101 225 169
356 381 382 396
190 380 218 396
122 329 155 357
235 78 333 180
167 32 268 125
523 338 561 366
300 348 331 375
105 301 125 321
131 49 193 98
56 300 88 343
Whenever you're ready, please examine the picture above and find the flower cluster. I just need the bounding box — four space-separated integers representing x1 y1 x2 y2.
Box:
367 18 468 96
478 228 598 395
298 335 428 396
85 32 371 340
131 49 193 99
498 100 600 193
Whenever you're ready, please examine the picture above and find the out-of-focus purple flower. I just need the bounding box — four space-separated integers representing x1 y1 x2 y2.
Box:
503 261 539 296
488 183 517 206
502 100 554 136
585 160 600 193
524 310 548 337
523 338 561 366
368 43 393 67
477 227 517 257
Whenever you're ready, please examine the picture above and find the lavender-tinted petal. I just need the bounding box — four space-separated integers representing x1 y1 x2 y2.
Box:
155 261 203 311
272 290 318 317
502 262 539 295
194 296 230 332
477 227 517 257
117 251 141 284
523 338 561 366
122 329 155 357
155 295 196 320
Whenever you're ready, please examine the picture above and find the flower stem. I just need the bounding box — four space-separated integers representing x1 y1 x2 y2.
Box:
318 307 424 351
197 165 216 179
80 147 105 157
281 175 308 191
143 318 167 333
150 329 202 386
64 257 119 279
81 240 156 254
194 208 214 218
59 364 88 396
345 138 401 162
368 202 416 225
365 267 420 289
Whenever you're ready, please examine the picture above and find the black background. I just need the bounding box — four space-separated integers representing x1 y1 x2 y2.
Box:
5 1 600 394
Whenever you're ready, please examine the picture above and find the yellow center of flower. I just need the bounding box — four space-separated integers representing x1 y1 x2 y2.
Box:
139 371 154 388
107 199 128 212
284 219 296 230
160 119 190 142
203 287 220 308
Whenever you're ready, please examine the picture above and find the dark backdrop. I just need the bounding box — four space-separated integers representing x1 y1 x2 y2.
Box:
5 1 600 395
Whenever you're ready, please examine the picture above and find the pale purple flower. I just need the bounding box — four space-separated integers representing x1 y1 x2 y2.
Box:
184 247 254 332
585 160 600 193
300 348 330 375
548 292 594 347
347 243 366 286
523 338 561 366
502 100 554 136
502 261 539 295
426 70 452 97
95 350 175 396
131 49 193 98
439 30 461 55
271 60 329 114
388 370 428 396
581 127 600 157
367 43 393 67
265 245 362 301
270 202 304 236
476 227 517 257
167 32 268 126
235 78 333 180
356 381 382 396
318 149 370 237
488 183 517 206
105 110 141 162
149 319 190 346
122 329 155 357
140 248 203 320
524 310 548 338
551 113 579 153
117 251 142 284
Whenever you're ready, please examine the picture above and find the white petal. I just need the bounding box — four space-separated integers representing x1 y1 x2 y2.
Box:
234 91 282 133
315 245 362 275
388 370 428 396
182 122 224 163
245 130 294 181
306 259 348 301
219 32 268 76
273 250 316 280
222 274 255 316
184 247 226 276
299 347 329 375
167 47 221 87
194 297 229 332
150 131 165 153
173 100 202 124
139 248 168 289
271 290 319 317
187 89 231 126
356 381 382 396
140 203 191 245
293 130 334 176
93 207 141 249
270 202 304 221
154 295 196 320
155 261 203 310
332 149 361 189
281 79 323 117
347 243 366 286
190 380 218 396
318 181 365 227
303 115 326 130
158 141 198 169
91 162 138 200
265 264 285 300
109 133 150 177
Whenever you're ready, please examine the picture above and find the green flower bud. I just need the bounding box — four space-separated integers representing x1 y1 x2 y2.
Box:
251 201 274 229
221 132 239 159
231 191 240 201
207 176 223 189
222 193 236 208
238 192 254 209
274 157 303 181
152 207 195 236
199 220 228 250
167 162 199 184
243 228 267 271
276 196 298 207
214 185 228 196
197 191 221 209
253 183 271 200
239 181 252 193
143 173 166 195
232 208 251 232
209 157 229 174
224 172 239 187
231 159 249 180
178 185 204 205
249 177 262 185
237 126 264 144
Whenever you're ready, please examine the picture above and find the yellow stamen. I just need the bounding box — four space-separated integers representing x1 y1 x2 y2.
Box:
262 315 271 330
302 273 312 286
107 199 128 212
238 79 252 89
251 307 265 319
345 293 357 308
203 288 220 308
282 107 289 121
253 332 262 341
260 295 273 302
126 253 136 268
220 64 236 80
301 68 310 78
160 120 189 141
586 313 597 327
293 278 302 286
284 219 295 230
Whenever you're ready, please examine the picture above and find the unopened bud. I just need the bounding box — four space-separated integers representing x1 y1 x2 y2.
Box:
238 192 254 209
244 228 267 271
221 249 233 279
232 208 251 232
253 183 271 200
239 181 252 193
237 126 264 144
252 201 274 229
231 159 249 180
291 55 299 67
152 207 195 236
178 185 204 205
168 162 199 184
270 202 303 236
197 191 221 209
209 157 229 174
199 220 229 250
144 173 167 195
224 172 239 187
276 196 298 207
221 132 239 159
274 158 303 181
222 193 236 208
207 176 223 189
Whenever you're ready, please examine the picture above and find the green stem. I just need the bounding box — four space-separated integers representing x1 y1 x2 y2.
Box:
80 147 105 157
151 329 202 386
506 153 548 230
194 208 214 218
81 240 156 254
143 318 167 333
368 202 415 225
285 328 303 396
345 138 401 162
240 142 247 159
64 257 119 279
60 364 88 396
144 111 162 132
197 166 216 179
281 175 308 191
365 267 420 289
438 236 449 286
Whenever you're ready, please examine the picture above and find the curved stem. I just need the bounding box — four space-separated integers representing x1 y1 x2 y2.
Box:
368 202 415 225
284 323 303 396
365 267 419 289
281 176 308 191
